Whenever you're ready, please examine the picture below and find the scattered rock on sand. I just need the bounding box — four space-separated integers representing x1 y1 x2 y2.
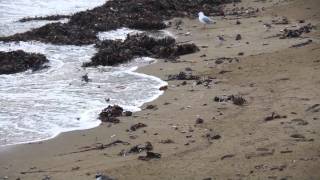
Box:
119 142 153 156
0 50 49 75
167 71 200 81
280 24 313 39
214 95 247 106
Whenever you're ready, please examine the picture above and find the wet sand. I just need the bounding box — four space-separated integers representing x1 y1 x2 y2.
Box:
1 0 320 179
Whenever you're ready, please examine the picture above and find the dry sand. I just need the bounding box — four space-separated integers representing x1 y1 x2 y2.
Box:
1 0 320 179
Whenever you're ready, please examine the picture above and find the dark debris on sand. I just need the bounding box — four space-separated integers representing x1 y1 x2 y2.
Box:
0 50 49 75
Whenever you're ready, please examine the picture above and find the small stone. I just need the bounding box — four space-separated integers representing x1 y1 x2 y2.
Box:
236 34 242 40
196 118 204 124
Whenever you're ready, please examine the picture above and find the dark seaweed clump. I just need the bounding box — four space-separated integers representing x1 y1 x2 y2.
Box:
0 50 48 74
83 34 199 67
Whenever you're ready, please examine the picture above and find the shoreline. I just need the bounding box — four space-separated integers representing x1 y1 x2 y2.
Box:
1 0 320 179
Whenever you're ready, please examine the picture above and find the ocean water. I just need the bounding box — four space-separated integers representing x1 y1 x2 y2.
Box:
0 0 167 146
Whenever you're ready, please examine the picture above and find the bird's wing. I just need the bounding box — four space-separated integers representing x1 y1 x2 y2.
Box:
202 16 213 24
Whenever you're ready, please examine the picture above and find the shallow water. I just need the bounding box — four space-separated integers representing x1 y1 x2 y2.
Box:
0 1 167 146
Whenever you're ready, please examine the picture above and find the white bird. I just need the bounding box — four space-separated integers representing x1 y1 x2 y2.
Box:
198 12 215 29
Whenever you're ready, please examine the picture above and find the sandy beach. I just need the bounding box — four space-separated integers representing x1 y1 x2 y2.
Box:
1 0 320 179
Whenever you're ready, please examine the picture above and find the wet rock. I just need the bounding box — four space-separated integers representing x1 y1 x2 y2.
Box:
167 71 200 81
83 34 199 67
130 123 147 131
146 104 157 110
0 50 49 75
1 0 233 45
264 112 287 121
159 85 168 91
235 34 242 40
99 105 123 123
138 151 161 161
280 24 313 39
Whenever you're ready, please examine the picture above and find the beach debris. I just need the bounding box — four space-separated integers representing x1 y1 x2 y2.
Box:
174 19 183 30
119 142 153 156
272 17 289 25
95 173 116 180
245 149 275 159
291 40 312 48
59 140 130 155
216 35 225 45
159 85 168 91
42 175 51 180
159 139 174 144
238 52 244 56
214 95 247 106
280 23 313 39
263 23 272 31
130 123 147 131
236 20 241 25
195 118 204 124
264 112 287 121
235 34 242 40
167 71 200 81
138 151 162 161
0 50 49 75
146 104 157 110
204 131 221 141
213 57 239 64
81 73 91 83
99 105 123 123
123 111 133 116
221 154 235 160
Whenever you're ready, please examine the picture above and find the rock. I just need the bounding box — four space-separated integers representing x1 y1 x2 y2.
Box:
19 15 70 22
81 73 90 82
235 34 242 40
138 151 161 161
0 0 233 45
290 39 312 48
272 17 289 25
130 123 147 131
99 105 123 123
83 34 199 67
0 50 49 75
238 52 244 56
196 118 204 124
236 20 241 25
